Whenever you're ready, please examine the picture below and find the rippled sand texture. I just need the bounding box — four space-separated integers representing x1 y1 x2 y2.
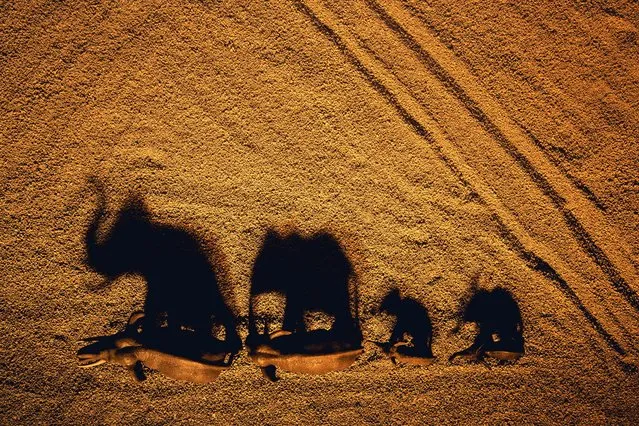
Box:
1 0 638 424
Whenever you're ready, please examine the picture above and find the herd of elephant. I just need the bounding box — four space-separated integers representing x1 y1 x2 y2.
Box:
77 188 524 383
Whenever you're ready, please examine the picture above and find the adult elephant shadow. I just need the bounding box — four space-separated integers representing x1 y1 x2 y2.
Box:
84 188 241 355
246 230 362 380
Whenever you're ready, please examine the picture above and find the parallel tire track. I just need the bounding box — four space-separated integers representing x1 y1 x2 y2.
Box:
493 214 629 361
365 0 639 314
292 0 472 191
515 122 608 212
294 0 638 359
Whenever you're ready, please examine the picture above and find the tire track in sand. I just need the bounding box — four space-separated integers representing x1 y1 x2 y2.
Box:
514 121 608 212
364 0 639 314
294 0 638 361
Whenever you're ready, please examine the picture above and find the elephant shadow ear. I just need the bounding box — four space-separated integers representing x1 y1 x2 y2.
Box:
84 194 151 280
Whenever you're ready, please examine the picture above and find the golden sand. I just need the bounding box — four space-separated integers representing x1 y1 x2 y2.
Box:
1 0 638 423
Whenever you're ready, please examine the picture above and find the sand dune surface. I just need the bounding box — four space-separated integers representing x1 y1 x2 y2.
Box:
1 0 638 424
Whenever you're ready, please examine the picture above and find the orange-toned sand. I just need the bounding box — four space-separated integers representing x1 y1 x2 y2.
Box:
1 0 638 424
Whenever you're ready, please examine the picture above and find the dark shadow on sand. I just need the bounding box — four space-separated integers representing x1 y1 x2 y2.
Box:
450 285 524 363
84 187 241 357
376 288 434 359
248 230 360 337
246 230 362 370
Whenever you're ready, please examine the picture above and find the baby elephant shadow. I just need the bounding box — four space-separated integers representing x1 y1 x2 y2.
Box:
246 230 363 381
449 287 524 365
79 187 241 380
371 288 435 366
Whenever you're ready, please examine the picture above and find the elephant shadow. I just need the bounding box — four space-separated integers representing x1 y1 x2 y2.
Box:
84 190 241 354
376 288 434 359
246 229 362 352
449 286 524 363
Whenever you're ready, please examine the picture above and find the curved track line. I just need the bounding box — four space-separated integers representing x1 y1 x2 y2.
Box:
364 0 639 311
294 0 637 358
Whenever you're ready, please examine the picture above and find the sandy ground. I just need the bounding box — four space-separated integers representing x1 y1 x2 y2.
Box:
1 0 639 424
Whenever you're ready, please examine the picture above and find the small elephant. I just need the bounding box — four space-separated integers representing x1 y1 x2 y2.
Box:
77 312 235 383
